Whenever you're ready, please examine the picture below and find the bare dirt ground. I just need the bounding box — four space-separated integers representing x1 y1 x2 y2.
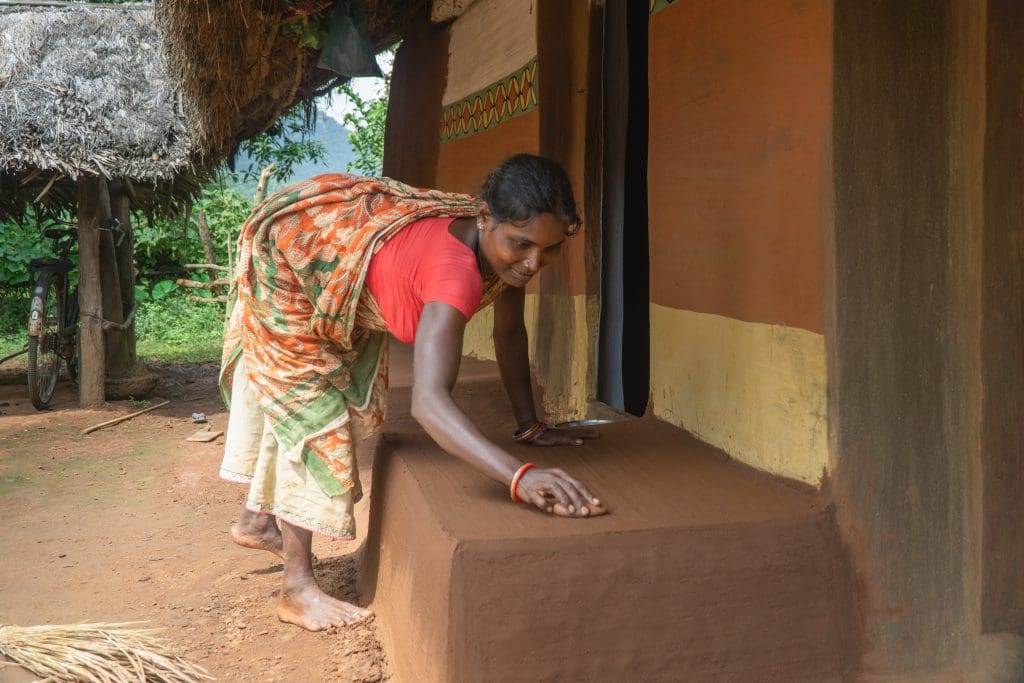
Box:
0 361 388 682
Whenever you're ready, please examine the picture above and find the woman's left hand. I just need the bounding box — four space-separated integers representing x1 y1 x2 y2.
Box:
530 425 600 447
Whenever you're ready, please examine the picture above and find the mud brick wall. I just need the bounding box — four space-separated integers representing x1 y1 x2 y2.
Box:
646 0 832 485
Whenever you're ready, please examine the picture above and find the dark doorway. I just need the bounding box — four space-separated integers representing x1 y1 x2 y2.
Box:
596 0 649 416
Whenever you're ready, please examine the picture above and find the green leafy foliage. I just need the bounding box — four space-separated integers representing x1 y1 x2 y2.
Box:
135 293 226 364
150 280 177 301
234 104 327 185
0 66 351 367
338 53 392 176
0 291 29 358
0 219 52 292
0 215 71 358
133 180 251 278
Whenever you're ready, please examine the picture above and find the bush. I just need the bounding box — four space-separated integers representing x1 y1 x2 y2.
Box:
134 180 252 278
135 292 226 364
0 215 61 292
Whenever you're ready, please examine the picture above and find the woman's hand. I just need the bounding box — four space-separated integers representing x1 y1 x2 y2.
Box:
516 467 607 517
528 425 600 447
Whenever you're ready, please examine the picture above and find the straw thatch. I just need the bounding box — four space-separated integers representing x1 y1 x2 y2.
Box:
0 3 204 221
0 621 211 683
158 0 429 164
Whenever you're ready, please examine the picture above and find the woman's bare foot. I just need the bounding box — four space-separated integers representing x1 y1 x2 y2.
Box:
274 518 369 631
276 577 372 631
231 508 284 558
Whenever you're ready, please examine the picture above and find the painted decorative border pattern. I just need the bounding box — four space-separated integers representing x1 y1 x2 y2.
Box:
650 0 679 15
440 59 538 143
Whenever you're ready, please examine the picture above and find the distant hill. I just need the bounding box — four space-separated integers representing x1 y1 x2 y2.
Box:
228 112 355 199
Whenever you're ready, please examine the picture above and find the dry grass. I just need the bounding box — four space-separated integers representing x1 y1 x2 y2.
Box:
0 5 204 221
0 622 211 683
157 0 428 163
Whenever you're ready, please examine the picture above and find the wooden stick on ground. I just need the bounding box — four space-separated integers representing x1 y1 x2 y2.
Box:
82 400 170 435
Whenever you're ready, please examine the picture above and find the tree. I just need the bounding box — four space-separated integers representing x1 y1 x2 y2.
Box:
235 105 327 184
337 51 392 176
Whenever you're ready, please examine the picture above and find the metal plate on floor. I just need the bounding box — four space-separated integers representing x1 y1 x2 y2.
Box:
555 419 616 428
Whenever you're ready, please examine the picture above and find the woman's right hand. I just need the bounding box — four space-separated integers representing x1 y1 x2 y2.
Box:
516 467 607 517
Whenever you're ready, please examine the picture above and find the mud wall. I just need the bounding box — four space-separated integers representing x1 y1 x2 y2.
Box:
827 0 994 673
646 0 832 485
434 0 539 195
432 0 540 368
390 0 599 423
980 0 1024 636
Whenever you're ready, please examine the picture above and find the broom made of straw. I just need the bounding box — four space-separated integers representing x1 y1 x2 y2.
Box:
0 622 212 683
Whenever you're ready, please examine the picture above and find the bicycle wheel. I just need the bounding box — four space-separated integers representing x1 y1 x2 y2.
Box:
27 270 64 409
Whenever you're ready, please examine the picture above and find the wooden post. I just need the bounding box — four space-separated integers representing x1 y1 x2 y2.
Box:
111 179 137 368
77 176 106 407
99 193 130 379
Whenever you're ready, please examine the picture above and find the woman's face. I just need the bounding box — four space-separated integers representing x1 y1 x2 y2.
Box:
479 211 568 288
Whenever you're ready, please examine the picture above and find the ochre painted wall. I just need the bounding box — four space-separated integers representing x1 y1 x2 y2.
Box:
441 0 597 427
650 304 827 483
646 0 832 485
427 0 543 363
434 0 539 197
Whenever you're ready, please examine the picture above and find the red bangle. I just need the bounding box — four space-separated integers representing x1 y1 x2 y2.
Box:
513 421 547 444
510 463 536 504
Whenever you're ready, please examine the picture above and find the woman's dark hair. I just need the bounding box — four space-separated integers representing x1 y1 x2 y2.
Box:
481 154 581 236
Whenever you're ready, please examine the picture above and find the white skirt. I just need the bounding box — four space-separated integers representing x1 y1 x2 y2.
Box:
220 359 357 540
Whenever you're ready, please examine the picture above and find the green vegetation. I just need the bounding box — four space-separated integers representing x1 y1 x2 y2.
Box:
340 79 388 175
134 178 251 275
135 295 225 364
0 181 245 366
1 274 227 366
0 307 26 359
234 106 326 186
0 69 392 370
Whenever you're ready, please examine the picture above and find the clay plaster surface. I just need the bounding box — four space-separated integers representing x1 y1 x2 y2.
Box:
381 22 448 189
650 304 828 486
442 0 536 106
647 0 830 333
363 373 849 681
434 107 539 194
829 0 987 670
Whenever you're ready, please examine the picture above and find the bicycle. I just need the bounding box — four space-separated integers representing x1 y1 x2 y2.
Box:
26 223 80 409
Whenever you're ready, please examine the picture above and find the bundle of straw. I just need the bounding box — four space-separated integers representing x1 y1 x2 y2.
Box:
0 622 212 683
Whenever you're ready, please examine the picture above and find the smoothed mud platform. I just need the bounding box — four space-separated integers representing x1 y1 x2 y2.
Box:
361 369 850 682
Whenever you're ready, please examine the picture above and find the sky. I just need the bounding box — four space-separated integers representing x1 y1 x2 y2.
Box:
318 52 394 130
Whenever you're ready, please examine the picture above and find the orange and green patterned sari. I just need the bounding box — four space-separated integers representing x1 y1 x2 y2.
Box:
220 173 503 500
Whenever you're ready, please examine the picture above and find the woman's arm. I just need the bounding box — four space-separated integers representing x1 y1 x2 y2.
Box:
411 301 603 516
492 287 600 446
492 285 539 429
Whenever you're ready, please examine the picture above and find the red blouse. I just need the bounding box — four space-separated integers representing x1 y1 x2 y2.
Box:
365 216 483 343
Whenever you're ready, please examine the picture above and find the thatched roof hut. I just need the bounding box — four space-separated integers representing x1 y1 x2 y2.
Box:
157 0 427 164
0 3 203 221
